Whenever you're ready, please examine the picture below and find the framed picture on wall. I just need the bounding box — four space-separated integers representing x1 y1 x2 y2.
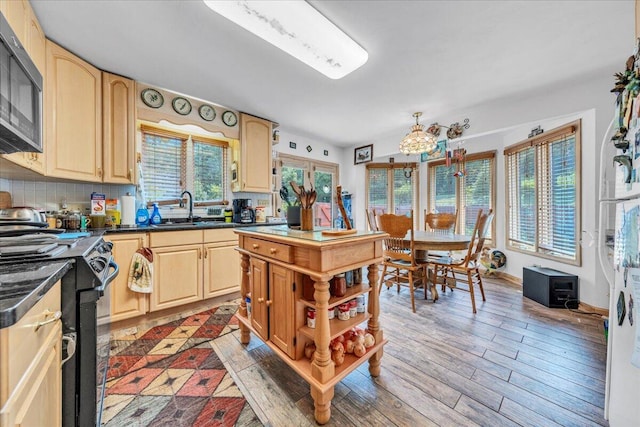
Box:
354 144 373 164
420 140 448 162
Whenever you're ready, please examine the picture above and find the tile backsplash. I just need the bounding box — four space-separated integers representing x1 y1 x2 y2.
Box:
0 177 135 212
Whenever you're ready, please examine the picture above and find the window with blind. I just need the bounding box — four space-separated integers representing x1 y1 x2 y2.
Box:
141 124 227 203
427 151 495 238
366 163 419 225
504 120 581 264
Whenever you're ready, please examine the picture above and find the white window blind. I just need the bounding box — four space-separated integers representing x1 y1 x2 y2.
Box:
504 121 580 264
141 125 227 203
428 151 495 238
366 163 418 225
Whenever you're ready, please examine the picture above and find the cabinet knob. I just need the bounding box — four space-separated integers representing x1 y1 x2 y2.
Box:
269 248 277 254
252 244 259 249
97 167 103 177
127 169 133 180
257 297 265 303
266 299 272 306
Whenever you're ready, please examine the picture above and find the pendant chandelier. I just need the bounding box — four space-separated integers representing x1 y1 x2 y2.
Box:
399 112 471 155
399 112 438 155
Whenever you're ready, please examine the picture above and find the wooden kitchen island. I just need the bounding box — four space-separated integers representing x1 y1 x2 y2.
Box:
234 225 387 424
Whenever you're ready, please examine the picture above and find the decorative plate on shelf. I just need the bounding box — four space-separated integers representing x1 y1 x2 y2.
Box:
198 104 216 121
140 88 164 108
172 96 192 115
222 110 238 127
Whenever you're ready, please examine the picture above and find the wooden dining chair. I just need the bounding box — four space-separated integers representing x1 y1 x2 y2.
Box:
417 209 459 263
428 208 494 313
377 210 428 313
366 208 379 231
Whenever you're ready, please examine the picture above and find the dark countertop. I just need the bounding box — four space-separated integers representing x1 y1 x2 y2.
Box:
0 260 73 329
98 221 283 234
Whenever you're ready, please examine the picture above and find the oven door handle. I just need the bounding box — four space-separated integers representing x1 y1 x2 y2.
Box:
97 260 119 294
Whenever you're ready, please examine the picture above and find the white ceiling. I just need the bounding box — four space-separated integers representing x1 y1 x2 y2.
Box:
31 0 635 148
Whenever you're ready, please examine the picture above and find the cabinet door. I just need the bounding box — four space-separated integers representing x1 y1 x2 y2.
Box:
104 233 148 322
45 40 103 182
150 244 203 311
0 323 62 427
103 72 136 184
239 113 272 193
2 0 28 47
250 257 268 340
269 264 296 358
26 2 45 75
203 242 240 299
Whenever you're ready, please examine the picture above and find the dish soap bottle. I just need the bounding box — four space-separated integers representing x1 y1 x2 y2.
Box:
136 206 149 226
150 203 162 225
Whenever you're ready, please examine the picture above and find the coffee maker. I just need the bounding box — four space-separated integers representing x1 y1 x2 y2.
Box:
232 199 255 223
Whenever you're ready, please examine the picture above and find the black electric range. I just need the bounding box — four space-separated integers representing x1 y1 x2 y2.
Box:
0 232 119 427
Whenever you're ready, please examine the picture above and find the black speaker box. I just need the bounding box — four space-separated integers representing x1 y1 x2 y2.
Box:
523 266 579 308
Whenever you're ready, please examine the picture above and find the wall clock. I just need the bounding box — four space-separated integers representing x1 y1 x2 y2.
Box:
198 104 216 121
140 88 164 108
172 96 192 115
222 110 238 127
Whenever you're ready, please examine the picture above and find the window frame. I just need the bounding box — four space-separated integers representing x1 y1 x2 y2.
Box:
426 151 496 242
274 153 339 225
140 122 229 205
365 162 420 229
504 120 582 266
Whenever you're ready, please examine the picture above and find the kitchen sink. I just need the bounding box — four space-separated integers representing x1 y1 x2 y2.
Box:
150 222 199 228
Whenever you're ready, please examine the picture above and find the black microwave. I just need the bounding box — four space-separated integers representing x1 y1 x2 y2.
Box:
0 12 42 154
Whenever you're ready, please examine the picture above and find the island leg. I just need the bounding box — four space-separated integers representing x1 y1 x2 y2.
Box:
239 252 250 344
367 263 383 377
311 277 334 383
311 385 334 425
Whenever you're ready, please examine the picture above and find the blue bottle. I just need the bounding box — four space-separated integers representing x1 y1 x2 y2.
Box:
150 203 162 225
136 206 149 226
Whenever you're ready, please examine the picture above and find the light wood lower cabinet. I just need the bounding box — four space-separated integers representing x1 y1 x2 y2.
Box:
104 229 240 320
150 244 203 311
0 281 62 427
268 263 296 359
104 233 148 322
203 228 240 299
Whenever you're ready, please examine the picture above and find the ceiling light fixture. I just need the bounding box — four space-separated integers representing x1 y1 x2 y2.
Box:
399 113 470 156
399 112 438 155
203 0 368 79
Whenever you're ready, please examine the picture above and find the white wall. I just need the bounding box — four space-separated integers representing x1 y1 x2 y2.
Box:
347 70 621 309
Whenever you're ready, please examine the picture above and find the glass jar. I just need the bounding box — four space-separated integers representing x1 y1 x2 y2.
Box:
45 213 57 229
356 294 366 313
67 211 81 230
327 307 335 320
331 273 346 297
307 308 316 328
338 304 350 321
349 299 358 318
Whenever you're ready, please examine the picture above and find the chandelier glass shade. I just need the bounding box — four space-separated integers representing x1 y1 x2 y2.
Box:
399 112 438 155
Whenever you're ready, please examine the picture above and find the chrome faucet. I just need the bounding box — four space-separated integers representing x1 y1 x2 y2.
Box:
180 190 194 222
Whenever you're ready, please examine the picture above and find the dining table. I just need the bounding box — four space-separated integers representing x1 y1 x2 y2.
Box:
407 231 472 301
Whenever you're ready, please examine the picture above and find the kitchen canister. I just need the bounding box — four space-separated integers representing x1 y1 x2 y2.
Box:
255 206 266 223
121 193 136 227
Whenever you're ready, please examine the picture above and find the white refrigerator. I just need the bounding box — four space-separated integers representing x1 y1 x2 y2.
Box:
600 97 640 425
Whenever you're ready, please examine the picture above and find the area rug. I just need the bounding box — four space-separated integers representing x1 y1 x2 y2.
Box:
102 303 259 426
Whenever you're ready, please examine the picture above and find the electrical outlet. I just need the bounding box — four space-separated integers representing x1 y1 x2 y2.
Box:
257 199 270 206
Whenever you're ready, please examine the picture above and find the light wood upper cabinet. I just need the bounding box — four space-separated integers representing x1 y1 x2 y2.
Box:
45 40 103 182
232 113 272 193
26 1 45 75
104 233 148 322
103 72 136 184
1 0 28 47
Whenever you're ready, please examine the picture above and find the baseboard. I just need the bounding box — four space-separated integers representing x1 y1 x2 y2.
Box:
578 301 609 317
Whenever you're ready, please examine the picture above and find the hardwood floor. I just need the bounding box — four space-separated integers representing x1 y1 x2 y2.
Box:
214 277 609 426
